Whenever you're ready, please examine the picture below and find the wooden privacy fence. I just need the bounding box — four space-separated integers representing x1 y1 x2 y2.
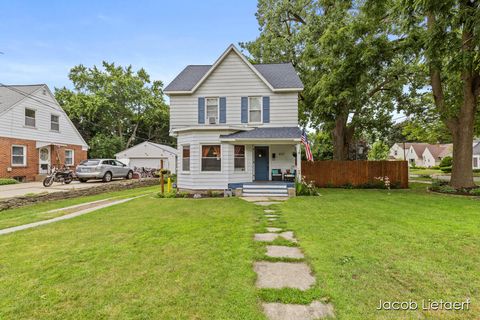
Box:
301 160 409 188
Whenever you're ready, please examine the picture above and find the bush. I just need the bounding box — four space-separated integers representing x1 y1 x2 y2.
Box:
473 169 480 173
438 185 458 194
0 178 18 185
296 178 319 196
157 191 177 198
440 166 452 173
469 188 480 196
439 156 453 168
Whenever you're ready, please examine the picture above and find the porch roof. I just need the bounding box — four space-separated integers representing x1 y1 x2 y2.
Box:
220 127 301 142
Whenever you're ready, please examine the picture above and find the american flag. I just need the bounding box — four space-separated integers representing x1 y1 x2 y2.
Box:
301 129 313 161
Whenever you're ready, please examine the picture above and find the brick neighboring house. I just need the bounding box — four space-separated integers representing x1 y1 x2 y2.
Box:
0 84 88 182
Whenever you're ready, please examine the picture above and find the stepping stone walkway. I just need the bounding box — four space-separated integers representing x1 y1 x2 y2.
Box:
254 262 315 290
254 231 298 243
263 301 335 320
248 200 335 319
266 245 304 259
266 227 282 233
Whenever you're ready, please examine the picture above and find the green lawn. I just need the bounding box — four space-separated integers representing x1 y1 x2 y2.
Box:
280 186 480 319
0 197 265 319
0 185 160 230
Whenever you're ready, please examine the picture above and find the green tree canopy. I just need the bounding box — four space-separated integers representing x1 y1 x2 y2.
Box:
55 62 173 157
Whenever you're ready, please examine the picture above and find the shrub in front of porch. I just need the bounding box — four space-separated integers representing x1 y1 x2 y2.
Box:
0 179 18 186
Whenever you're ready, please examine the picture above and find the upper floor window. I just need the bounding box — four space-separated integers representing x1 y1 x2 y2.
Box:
234 145 245 171
206 98 219 124
65 149 74 166
12 145 27 166
51 114 60 131
25 108 36 127
201 145 221 171
182 145 190 171
249 97 262 123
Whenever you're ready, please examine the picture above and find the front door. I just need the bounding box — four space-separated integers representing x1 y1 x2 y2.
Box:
254 146 269 181
39 147 51 174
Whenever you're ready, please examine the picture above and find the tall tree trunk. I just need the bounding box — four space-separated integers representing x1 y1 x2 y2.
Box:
126 122 139 148
332 114 354 160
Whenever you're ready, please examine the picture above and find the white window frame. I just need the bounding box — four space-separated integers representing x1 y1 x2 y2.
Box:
234 145 246 171
248 96 262 123
65 149 74 166
473 156 480 169
200 144 222 172
24 108 36 128
11 145 27 166
51 114 60 132
182 145 190 172
205 97 219 124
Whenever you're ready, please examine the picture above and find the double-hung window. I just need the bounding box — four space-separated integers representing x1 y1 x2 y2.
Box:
65 149 74 166
182 145 190 171
249 97 262 123
51 114 60 131
234 145 245 171
12 145 27 166
206 98 219 124
25 108 36 127
201 145 221 171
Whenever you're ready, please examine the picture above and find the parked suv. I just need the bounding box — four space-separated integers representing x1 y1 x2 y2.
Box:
76 159 133 183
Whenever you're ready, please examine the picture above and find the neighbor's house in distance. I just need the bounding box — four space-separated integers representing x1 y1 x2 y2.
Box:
0 84 88 182
473 141 480 170
164 44 304 196
389 142 452 168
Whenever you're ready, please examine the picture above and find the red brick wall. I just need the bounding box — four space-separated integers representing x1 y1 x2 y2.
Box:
0 137 87 182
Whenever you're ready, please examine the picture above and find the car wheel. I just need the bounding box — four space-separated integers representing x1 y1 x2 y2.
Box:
79 179 88 183
103 171 112 183
126 170 133 180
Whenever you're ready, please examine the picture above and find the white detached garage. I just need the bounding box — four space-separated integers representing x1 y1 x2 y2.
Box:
115 142 177 173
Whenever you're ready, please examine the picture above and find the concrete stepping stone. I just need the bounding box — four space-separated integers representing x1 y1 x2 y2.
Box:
266 227 282 233
265 214 278 218
262 301 335 320
254 233 279 242
264 209 276 213
280 231 298 243
254 262 315 290
266 246 304 259
267 218 277 221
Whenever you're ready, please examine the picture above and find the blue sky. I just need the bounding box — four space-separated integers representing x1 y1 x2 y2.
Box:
0 0 259 90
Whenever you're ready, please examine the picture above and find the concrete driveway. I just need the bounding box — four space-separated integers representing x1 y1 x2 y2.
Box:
0 180 123 199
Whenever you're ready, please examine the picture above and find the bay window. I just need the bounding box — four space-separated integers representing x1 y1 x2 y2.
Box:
202 145 221 171
182 145 190 171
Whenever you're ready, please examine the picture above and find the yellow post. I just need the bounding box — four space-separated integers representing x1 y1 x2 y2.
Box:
167 177 172 193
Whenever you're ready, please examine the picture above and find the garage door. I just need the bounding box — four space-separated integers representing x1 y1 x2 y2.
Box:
129 158 167 169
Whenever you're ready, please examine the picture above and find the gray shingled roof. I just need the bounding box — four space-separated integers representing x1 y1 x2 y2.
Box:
220 127 301 140
0 84 44 114
254 63 304 89
164 63 303 92
164 65 211 92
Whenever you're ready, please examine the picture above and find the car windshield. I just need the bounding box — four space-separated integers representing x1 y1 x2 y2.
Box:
79 160 100 166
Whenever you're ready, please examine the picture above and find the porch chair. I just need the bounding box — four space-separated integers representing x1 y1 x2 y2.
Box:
284 169 296 182
271 169 283 181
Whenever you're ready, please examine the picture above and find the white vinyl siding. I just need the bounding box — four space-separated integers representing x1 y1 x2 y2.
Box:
169 50 298 130
0 87 88 148
11 145 27 166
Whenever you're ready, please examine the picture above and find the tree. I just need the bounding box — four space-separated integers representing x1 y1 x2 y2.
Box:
396 0 480 188
55 62 173 157
242 0 419 160
368 141 389 160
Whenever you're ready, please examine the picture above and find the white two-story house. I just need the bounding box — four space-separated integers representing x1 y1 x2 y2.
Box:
165 45 303 193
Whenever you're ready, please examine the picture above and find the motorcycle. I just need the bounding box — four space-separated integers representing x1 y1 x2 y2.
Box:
43 166 74 187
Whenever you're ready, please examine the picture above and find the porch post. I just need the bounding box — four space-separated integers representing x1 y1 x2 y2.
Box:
296 143 301 182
